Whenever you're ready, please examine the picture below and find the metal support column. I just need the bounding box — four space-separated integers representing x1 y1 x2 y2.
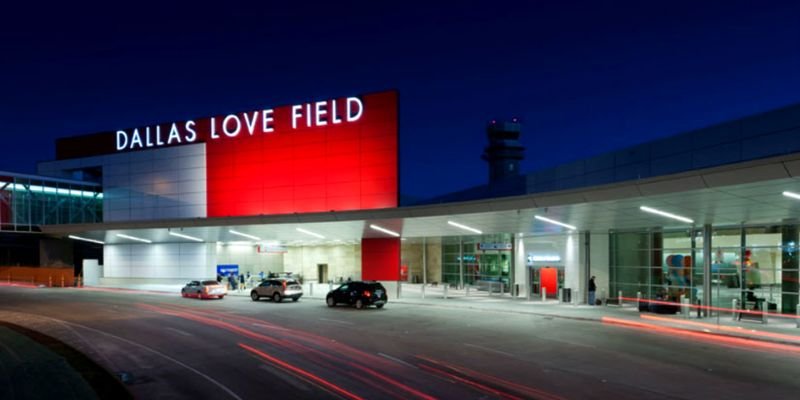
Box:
703 224 712 317
458 236 464 289
584 231 591 305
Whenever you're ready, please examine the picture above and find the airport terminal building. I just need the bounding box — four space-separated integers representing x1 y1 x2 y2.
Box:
2 89 800 315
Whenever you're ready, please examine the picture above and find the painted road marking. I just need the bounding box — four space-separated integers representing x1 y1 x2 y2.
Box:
164 327 192 337
377 352 417 368
319 318 354 325
463 342 515 357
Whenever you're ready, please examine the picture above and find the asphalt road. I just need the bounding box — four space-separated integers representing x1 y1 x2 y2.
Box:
0 286 798 400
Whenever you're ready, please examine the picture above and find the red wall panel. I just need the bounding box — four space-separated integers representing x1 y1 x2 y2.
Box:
361 238 400 281
206 91 399 217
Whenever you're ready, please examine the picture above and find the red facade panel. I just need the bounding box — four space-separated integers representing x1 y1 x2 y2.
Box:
361 238 400 281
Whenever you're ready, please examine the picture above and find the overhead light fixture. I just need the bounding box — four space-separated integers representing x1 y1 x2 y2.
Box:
168 231 203 242
370 224 400 237
639 206 694 224
447 220 482 234
116 233 152 244
401 238 407 241
296 227 325 239
534 215 577 231
68 235 105 245
783 191 800 200
229 229 261 241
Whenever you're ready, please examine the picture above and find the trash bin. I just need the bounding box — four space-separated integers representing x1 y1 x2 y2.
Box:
562 288 572 303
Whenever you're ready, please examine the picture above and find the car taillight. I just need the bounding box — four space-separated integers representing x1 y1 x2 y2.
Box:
363 290 371 297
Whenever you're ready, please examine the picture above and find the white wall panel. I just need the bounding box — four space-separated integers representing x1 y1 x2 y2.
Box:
104 243 216 279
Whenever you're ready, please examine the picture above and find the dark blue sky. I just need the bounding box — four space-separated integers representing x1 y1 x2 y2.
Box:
2 1 799 198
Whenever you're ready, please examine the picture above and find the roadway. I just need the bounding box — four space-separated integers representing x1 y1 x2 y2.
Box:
0 285 798 399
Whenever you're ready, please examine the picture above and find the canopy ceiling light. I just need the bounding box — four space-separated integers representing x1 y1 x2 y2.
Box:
534 215 576 231
116 233 152 244
296 228 325 239
229 229 261 241
782 191 800 200
447 220 482 234
369 224 400 237
68 235 105 245
639 206 694 224
168 231 203 242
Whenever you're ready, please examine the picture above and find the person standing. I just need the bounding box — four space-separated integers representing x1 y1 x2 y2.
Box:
239 273 245 291
588 276 597 306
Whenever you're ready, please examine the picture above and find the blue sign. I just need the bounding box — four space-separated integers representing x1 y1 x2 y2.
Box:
217 264 239 276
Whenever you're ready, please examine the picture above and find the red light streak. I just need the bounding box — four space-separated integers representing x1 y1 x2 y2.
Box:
418 363 524 400
415 355 566 400
239 343 364 400
639 314 800 343
601 316 800 356
620 296 800 320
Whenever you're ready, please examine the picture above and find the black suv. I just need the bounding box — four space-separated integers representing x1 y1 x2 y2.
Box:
326 281 388 309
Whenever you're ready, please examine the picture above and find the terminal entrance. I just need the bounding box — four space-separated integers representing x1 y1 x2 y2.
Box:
530 266 564 299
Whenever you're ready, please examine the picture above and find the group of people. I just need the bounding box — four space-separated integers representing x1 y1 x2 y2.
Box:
216 271 268 291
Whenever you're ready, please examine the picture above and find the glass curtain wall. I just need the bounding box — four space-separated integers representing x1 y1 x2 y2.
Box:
442 234 513 288
610 224 800 315
0 175 102 231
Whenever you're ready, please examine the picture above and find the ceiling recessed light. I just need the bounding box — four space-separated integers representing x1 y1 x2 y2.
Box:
534 215 577 231
447 221 482 234
783 191 800 200
370 224 400 237
229 229 261 241
68 235 105 245
639 206 694 224
116 233 152 244
168 231 203 242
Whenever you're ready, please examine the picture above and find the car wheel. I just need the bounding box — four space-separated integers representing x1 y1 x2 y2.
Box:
273 292 282 303
376 303 384 309
292 297 299 302
326 296 336 307
251 291 260 301
355 299 365 309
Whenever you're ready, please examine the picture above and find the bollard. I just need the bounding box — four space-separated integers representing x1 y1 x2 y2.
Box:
618 291 623 307
443 284 449 299
49 276 52 288
309 284 314 297
500 283 504 296
682 298 691 319
732 299 739 321
78 276 82 287
636 292 642 309
696 300 702 318
61 275 65 288
558 288 563 303
466 285 470 297
542 287 547 302
680 294 686 318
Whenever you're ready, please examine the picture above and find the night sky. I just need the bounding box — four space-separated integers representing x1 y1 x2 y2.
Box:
2 1 799 198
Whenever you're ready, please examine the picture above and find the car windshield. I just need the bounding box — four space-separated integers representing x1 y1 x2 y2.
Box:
202 280 219 286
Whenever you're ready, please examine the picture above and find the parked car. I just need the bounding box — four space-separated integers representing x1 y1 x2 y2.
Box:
181 280 227 299
251 279 303 302
326 281 387 309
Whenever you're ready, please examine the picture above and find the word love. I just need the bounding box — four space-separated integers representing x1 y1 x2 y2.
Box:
115 97 364 151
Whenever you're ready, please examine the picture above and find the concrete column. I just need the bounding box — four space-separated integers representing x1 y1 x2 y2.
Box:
703 224 712 317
